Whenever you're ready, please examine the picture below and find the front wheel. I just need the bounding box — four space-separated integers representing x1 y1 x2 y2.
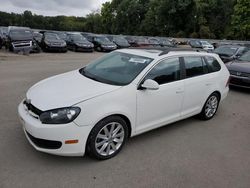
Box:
87 116 128 160
199 93 220 120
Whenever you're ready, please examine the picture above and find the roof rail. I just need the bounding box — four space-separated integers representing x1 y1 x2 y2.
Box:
158 48 207 56
128 47 207 56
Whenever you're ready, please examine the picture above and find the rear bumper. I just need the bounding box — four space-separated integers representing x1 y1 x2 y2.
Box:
229 75 250 88
45 45 67 52
18 101 92 156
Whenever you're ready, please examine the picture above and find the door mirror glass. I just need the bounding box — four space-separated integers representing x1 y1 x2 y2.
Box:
141 79 159 90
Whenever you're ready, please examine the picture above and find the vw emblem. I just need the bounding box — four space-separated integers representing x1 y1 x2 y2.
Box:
236 72 241 76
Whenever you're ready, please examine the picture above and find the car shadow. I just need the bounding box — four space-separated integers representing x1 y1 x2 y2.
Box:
229 86 250 94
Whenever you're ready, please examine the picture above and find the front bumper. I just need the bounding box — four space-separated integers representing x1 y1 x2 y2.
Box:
229 75 250 88
18 102 92 156
45 45 67 52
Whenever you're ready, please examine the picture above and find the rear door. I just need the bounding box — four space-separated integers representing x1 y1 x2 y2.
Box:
181 56 212 117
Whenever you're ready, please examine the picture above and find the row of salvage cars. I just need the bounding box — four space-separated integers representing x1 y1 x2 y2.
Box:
0 26 249 89
0 26 177 53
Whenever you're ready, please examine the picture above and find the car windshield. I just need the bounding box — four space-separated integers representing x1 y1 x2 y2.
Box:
95 36 110 43
71 35 87 42
214 46 238 56
81 52 153 86
238 51 250 62
45 33 60 40
201 41 210 45
114 36 127 43
9 30 32 38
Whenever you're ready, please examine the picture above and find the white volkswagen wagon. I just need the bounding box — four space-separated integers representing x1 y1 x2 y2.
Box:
18 49 230 159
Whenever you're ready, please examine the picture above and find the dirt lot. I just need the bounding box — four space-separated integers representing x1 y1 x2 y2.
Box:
0 50 250 188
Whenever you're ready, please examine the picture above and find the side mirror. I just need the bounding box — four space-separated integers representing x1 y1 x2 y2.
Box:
141 79 159 90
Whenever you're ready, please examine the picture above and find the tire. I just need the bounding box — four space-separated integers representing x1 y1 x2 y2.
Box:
87 116 128 160
199 92 220 120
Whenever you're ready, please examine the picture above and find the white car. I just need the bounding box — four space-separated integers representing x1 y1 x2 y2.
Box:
18 49 230 160
200 41 214 51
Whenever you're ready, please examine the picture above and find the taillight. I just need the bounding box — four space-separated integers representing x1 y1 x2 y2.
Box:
226 76 230 87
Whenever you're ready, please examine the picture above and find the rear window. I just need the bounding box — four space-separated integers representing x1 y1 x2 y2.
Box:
204 56 221 72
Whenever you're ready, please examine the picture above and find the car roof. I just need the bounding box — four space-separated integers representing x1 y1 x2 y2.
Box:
116 48 215 59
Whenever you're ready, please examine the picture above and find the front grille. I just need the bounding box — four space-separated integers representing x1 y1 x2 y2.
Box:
12 41 32 48
230 70 250 78
23 100 43 116
26 131 62 149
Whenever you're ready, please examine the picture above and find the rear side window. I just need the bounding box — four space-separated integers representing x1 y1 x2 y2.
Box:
144 57 180 85
204 56 221 72
184 56 208 78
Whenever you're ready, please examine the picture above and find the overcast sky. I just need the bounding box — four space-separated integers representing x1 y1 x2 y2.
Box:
0 0 110 17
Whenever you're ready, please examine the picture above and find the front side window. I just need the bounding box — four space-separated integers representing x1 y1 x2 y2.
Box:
144 58 180 85
184 56 208 78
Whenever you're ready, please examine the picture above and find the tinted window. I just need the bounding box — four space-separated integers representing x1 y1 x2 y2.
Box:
204 56 221 72
184 56 208 78
144 58 180 85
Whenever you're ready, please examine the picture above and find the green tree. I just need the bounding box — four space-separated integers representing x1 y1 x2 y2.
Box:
231 0 250 40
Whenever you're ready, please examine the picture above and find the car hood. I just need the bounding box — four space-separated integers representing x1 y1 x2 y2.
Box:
26 70 121 111
226 61 250 72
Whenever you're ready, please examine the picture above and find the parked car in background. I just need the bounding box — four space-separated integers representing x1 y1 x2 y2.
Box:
53 31 67 41
124 36 137 47
157 37 176 47
107 35 130 48
66 33 94 52
87 35 117 52
0 26 8 47
188 40 202 48
133 36 151 47
200 41 214 51
18 49 229 160
41 32 67 52
33 32 43 45
6 26 33 52
214 45 249 63
147 37 161 47
226 50 250 88
0 30 3 49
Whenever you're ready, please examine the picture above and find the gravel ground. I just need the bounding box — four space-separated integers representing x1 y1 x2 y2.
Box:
0 50 249 188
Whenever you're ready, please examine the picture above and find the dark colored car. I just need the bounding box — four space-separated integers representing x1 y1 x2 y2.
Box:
147 37 161 47
156 37 176 47
41 32 67 52
6 26 33 52
133 36 151 47
55 31 67 41
124 36 137 47
33 32 43 45
0 27 8 48
0 30 3 49
86 35 117 52
66 33 94 52
188 40 202 48
226 50 250 88
107 35 130 48
214 45 249 63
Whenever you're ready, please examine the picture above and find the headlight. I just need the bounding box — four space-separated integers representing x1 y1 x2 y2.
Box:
61 41 66 46
40 107 81 124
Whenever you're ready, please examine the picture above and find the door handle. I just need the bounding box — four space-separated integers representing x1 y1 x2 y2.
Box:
205 83 212 86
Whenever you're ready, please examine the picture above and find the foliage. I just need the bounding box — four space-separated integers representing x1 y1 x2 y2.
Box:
0 0 248 40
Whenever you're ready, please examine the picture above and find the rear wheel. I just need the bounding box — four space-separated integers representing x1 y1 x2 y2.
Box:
199 92 220 120
87 116 128 160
